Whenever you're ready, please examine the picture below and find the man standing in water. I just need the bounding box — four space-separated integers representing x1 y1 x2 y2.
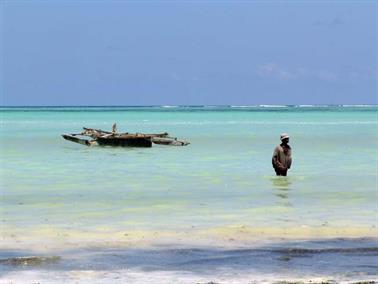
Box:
272 133 292 176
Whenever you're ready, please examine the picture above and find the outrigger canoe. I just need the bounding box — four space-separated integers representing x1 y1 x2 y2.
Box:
62 125 189 148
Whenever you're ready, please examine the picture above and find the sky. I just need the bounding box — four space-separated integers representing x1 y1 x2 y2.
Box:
1 0 377 106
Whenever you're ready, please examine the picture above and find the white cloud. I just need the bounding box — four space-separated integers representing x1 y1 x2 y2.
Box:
257 63 338 82
257 63 279 76
316 70 337 81
257 63 306 80
313 17 344 27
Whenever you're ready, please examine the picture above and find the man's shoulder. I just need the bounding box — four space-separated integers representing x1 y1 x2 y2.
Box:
275 145 283 151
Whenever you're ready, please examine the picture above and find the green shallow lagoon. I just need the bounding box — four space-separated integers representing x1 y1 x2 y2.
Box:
1 106 377 248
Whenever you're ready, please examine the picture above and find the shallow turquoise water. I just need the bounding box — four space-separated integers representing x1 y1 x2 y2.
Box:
1 106 377 241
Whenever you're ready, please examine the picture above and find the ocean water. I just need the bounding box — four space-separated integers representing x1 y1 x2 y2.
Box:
0 106 377 283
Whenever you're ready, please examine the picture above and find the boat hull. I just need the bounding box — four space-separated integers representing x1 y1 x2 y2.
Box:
96 137 152 147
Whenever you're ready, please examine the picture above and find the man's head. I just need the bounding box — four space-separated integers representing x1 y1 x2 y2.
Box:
280 133 290 144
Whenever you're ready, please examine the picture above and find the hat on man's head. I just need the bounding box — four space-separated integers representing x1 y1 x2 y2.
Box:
280 133 290 140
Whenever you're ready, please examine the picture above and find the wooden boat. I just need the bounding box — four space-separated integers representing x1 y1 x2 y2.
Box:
62 125 189 147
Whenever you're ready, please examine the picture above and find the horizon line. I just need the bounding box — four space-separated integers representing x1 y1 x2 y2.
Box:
1 104 378 108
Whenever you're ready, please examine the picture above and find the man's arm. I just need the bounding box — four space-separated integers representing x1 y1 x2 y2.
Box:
272 146 283 168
